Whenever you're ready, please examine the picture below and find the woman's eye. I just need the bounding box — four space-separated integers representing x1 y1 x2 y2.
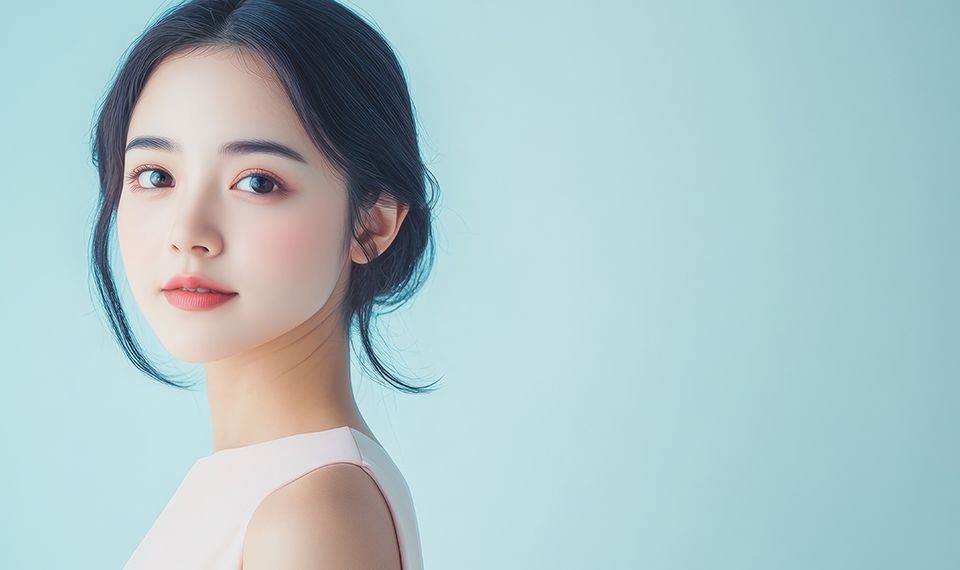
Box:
125 167 288 198
236 173 284 196
131 168 173 189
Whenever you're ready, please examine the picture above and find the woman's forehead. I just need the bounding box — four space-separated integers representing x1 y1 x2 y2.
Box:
126 49 330 172
133 50 291 124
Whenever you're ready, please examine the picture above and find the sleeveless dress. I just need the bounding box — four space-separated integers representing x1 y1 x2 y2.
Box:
122 426 423 569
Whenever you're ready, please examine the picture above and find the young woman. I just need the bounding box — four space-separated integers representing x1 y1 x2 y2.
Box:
88 1 441 568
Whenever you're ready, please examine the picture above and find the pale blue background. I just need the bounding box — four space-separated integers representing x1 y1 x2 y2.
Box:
0 0 957 568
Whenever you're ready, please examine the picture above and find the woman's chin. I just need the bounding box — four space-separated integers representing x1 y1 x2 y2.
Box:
160 341 237 364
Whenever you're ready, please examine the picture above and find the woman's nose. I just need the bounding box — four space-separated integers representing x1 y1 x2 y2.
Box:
166 192 225 257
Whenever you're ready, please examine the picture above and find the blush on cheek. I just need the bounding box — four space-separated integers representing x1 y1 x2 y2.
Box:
249 219 342 278
117 207 158 285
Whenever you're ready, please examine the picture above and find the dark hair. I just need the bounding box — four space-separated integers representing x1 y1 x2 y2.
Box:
88 0 442 394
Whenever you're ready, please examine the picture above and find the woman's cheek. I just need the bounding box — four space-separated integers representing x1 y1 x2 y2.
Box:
117 203 155 288
248 216 342 285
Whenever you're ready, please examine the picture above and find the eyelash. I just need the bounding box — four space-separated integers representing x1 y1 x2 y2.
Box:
124 164 291 198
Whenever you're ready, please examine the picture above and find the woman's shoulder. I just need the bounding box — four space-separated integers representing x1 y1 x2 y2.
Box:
241 462 402 569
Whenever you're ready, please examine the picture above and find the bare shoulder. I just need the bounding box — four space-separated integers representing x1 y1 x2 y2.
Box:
241 462 402 569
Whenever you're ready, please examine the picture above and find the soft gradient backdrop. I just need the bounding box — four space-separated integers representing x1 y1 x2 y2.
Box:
1 0 957 568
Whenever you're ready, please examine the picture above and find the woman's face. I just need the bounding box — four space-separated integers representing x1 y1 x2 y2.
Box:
117 47 351 363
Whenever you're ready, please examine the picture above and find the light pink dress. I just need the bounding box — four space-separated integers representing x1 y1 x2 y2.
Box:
122 426 423 569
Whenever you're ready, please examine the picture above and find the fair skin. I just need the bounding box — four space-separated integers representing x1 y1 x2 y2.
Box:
116 46 407 568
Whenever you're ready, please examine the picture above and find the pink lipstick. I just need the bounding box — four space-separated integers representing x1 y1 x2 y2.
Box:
162 289 237 311
161 273 238 312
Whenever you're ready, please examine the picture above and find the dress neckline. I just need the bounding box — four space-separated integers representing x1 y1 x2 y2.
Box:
197 425 375 463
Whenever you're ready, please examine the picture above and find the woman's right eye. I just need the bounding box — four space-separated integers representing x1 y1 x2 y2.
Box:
126 167 173 191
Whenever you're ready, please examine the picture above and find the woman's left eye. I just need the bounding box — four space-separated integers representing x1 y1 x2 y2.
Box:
235 172 289 197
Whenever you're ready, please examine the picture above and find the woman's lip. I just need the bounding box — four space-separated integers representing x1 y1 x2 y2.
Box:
162 274 236 294
163 289 238 311
160 286 236 293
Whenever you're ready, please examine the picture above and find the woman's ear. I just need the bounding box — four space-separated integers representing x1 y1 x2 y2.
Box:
350 194 410 264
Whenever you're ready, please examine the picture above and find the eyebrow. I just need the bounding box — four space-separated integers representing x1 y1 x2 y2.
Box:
124 136 308 164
